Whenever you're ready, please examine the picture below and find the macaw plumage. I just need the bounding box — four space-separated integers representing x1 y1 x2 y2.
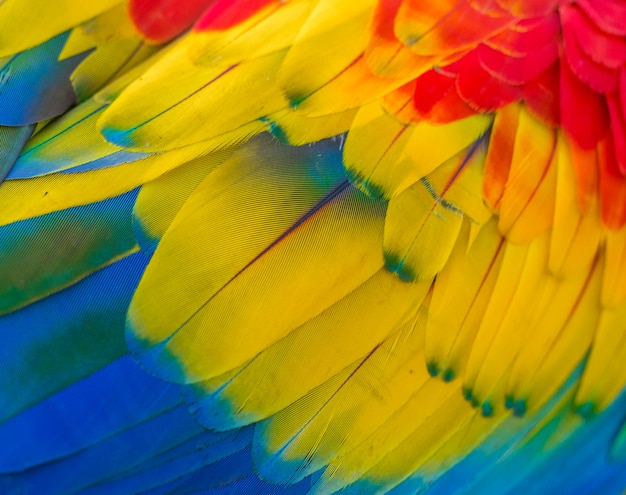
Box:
1 0 626 493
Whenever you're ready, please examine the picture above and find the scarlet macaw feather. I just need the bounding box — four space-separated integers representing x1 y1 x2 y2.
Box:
1 1 626 494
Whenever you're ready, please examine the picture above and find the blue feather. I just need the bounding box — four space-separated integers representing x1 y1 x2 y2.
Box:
0 125 34 182
0 251 148 423
0 32 89 126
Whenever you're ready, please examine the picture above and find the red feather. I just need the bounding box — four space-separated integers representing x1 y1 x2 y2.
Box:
195 0 276 31
559 54 609 150
129 0 216 42
456 49 520 112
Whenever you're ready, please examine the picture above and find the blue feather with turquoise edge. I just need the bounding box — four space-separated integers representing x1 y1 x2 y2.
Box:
0 251 145 423
7 86 148 179
0 31 89 182
0 32 89 126
0 190 139 315
0 125 33 182
0 199 286 494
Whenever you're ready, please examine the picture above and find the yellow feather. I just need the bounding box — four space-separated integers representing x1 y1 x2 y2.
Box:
384 183 462 282
127 136 386 383
549 133 602 277
498 106 557 241
0 138 244 227
505 136 557 243
100 47 288 151
252 279 429 481
426 219 504 381
72 42 158 103
0 0 122 57
504 258 596 415
14 55 169 176
312 378 462 494
198 270 428 429
383 142 490 282
602 227 626 308
364 14 433 79
461 238 532 410
63 4 160 102
576 301 626 415
360 399 481 491
344 102 491 199
423 139 492 225
467 233 550 414
190 0 315 66
59 4 135 60
267 108 357 146
278 0 376 111
416 409 504 479
132 148 238 246
99 2 317 151
19 98 120 174
510 257 602 413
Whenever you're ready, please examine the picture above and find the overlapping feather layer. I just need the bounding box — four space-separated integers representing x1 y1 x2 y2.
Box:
1 0 626 493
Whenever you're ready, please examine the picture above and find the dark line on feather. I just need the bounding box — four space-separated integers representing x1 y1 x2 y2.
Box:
271 342 384 467
517 253 600 399
358 92 415 193
293 54 363 107
402 0 466 46
163 179 351 343
442 236 504 367
95 41 145 91
395 132 489 272
502 130 557 233
395 93 414 114
126 64 238 134
83 429 242 492
376 43 407 74
363 124 409 188
20 104 107 156
441 130 490 197
412 404 480 474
